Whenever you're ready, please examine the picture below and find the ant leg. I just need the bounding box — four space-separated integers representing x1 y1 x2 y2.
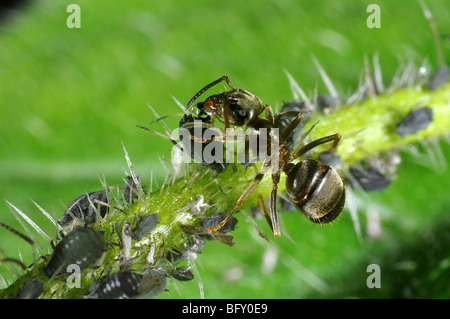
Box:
264 104 275 123
181 122 247 144
292 133 341 160
328 136 340 153
208 171 267 233
258 194 274 234
269 171 282 237
186 76 233 111
280 112 304 144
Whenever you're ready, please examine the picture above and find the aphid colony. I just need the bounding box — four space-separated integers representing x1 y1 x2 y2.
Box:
0 175 198 299
1 62 442 298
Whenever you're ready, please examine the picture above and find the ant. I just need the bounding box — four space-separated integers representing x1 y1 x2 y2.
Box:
186 77 346 237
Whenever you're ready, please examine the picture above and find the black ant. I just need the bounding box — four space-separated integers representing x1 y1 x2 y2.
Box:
188 80 347 237
147 76 346 237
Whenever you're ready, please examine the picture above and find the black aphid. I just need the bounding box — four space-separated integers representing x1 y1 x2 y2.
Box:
131 213 159 241
166 233 207 262
178 113 228 174
44 226 106 278
13 281 44 299
319 151 342 169
316 94 341 113
349 166 391 192
428 65 449 90
201 211 238 234
168 267 194 282
135 269 167 299
85 270 143 299
396 106 433 138
59 190 109 229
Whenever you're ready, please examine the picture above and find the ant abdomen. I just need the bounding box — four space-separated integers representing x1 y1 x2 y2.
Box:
285 159 345 224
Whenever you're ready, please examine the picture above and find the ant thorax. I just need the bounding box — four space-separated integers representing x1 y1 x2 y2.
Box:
199 88 265 129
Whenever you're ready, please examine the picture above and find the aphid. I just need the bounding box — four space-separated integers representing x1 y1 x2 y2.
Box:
349 166 391 192
349 150 401 192
208 108 345 237
85 270 143 299
44 226 106 278
58 190 109 229
178 113 228 174
396 106 433 138
168 267 194 282
135 269 167 299
201 211 238 234
185 75 272 129
316 94 340 112
13 281 44 299
319 151 342 170
427 65 449 90
131 213 159 241
166 231 208 261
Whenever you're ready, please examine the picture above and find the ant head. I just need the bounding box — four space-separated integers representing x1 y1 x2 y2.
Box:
191 103 210 119
186 76 264 128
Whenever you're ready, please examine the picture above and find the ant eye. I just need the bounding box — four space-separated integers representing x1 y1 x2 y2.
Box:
234 108 247 117
196 102 204 109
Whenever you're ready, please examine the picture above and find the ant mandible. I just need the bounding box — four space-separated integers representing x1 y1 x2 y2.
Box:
189 77 346 237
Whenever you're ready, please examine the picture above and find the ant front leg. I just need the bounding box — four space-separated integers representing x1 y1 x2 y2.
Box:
180 121 241 144
293 133 341 160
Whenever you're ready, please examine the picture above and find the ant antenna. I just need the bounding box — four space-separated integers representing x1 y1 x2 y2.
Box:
185 76 233 111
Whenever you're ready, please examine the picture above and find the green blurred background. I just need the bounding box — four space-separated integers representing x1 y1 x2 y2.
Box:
0 0 449 298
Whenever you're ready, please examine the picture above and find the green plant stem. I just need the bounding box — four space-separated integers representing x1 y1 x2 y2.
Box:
0 82 448 299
